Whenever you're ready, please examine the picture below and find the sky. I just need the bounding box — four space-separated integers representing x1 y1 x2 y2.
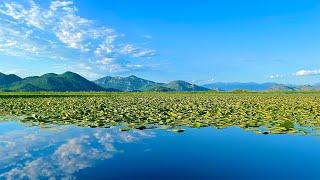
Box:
0 0 319 85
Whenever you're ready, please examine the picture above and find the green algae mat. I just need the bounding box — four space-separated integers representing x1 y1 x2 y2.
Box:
0 92 320 135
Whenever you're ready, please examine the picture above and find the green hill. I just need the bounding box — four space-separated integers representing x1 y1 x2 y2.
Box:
164 80 209 91
94 75 161 92
6 72 113 92
0 73 22 86
143 85 175 92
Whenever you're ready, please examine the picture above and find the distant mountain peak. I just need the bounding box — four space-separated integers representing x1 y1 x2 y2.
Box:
94 75 159 92
169 80 192 85
94 75 209 92
62 71 82 77
128 75 138 78
202 82 316 91
164 80 208 91
41 73 58 77
0 72 22 86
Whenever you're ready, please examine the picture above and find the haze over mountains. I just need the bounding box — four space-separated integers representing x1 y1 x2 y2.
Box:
203 82 318 91
0 71 318 92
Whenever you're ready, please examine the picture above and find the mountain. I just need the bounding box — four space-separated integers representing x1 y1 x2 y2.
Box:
202 82 320 92
143 86 175 92
6 72 114 92
95 75 210 92
1 71 318 92
311 84 320 90
203 82 282 91
0 72 209 92
164 80 209 91
94 75 162 92
295 85 318 91
142 80 209 92
0 73 22 86
267 84 296 91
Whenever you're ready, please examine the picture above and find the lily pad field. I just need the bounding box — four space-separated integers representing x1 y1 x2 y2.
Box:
1 92 320 135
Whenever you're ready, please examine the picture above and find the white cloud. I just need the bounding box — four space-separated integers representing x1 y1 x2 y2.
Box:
126 64 144 68
294 69 320 77
189 77 215 84
267 74 284 79
49 1 73 11
119 44 156 59
97 57 114 65
0 0 157 76
120 44 138 55
133 48 156 58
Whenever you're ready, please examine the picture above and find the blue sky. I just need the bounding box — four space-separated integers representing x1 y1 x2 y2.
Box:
0 0 319 84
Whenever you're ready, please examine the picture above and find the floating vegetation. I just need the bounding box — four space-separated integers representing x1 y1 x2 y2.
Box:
0 92 320 135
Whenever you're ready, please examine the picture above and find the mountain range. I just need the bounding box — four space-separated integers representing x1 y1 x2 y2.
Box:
94 75 159 92
203 82 318 91
94 75 209 92
0 72 209 92
0 72 112 92
0 71 318 92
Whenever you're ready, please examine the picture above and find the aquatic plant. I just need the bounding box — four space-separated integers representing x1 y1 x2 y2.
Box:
0 92 320 135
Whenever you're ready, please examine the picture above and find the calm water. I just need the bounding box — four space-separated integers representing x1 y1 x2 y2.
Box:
0 121 320 180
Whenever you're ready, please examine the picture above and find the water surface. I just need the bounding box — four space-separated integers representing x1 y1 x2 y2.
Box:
0 120 320 180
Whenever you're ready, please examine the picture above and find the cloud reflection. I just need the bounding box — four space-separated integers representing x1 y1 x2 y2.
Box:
0 123 155 179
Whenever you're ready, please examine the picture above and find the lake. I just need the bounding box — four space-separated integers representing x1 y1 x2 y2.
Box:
1 120 320 180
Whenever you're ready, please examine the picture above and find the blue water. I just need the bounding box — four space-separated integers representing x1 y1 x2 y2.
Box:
0 121 320 180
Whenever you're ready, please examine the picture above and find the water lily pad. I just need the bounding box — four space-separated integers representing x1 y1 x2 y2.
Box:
0 92 319 135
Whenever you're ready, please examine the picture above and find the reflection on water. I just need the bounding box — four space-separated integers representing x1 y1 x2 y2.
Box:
0 121 154 179
1 120 320 180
